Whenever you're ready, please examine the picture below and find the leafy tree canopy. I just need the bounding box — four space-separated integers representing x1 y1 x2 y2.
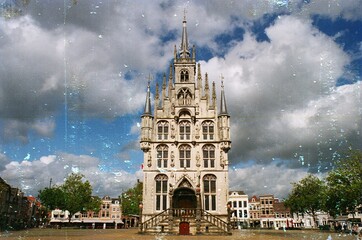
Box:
121 181 143 216
284 174 325 226
38 186 66 210
38 173 101 216
325 149 362 217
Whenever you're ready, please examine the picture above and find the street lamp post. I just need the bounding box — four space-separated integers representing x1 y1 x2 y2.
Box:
138 202 143 233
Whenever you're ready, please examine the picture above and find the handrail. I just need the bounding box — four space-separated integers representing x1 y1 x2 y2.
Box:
141 209 170 232
140 208 230 234
201 209 229 233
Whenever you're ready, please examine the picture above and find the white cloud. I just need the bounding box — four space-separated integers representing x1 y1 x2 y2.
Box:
201 15 360 168
229 162 325 198
1 153 139 197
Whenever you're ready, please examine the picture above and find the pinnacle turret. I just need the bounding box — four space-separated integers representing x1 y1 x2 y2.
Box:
219 80 228 116
143 80 152 116
180 12 190 58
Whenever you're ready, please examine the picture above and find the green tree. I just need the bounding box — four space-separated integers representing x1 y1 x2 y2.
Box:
85 196 102 213
284 174 325 228
38 173 100 218
325 150 362 218
121 181 143 216
38 186 66 210
61 173 95 216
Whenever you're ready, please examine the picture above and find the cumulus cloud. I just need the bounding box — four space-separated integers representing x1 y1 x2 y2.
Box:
229 162 323 198
201 15 360 169
1 153 139 197
0 0 361 198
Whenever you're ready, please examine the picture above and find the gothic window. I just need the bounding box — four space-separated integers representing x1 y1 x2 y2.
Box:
155 174 168 211
202 145 215 168
179 145 191 168
156 145 168 168
177 88 192 105
179 121 191 140
202 121 214 140
157 121 169 140
180 69 189 82
203 174 216 211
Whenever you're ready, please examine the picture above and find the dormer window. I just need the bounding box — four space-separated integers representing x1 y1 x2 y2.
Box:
180 69 189 82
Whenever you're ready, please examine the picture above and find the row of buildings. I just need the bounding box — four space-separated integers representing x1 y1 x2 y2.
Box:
49 196 133 229
0 177 43 231
228 191 362 230
1 176 361 233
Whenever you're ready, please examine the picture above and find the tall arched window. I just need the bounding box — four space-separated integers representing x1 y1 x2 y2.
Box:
203 145 215 168
202 121 214 140
155 175 168 211
156 145 168 168
203 174 216 211
157 121 169 140
179 121 191 140
180 69 189 82
179 145 191 168
177 88 192 105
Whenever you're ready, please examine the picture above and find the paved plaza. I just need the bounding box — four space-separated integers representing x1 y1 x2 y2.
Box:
0 228 358 240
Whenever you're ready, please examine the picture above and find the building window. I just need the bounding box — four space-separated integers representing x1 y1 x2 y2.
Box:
179 121 191 140
202 121 214 140
157 121 169 140
203 145 215 168
155 175 168 211
179 145 191 168
244 210 248 218
177 88 192 105
244 201 247 208
180 69 189 82
203 174 216 211
156 145 168 168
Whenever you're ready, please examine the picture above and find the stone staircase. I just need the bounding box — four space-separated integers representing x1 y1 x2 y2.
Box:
139 208 231 235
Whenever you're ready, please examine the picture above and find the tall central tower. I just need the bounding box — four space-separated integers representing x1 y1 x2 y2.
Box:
140 14 231 235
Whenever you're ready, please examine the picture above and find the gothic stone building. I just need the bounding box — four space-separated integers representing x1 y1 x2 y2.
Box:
140 15 231 235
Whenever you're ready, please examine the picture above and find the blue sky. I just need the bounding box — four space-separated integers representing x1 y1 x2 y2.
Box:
0 0 361 198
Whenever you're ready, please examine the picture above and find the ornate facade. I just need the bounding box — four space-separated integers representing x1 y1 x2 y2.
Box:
140 15 231 235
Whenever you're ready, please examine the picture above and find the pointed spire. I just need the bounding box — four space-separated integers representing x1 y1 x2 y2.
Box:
220 75 228 116
174 45 177 59
155 82 159 100
180 10 190 58
162 73 166 90
192 44 196 60
168 64 173 97
197 63 202 91
161 73 166 108
204 72 209 94
212 81 216 108
143 78 152 116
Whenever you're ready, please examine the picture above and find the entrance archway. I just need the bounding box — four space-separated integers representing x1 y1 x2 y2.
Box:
172 187 197 209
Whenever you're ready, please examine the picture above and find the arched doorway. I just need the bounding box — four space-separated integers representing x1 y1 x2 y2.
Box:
172 187 197 209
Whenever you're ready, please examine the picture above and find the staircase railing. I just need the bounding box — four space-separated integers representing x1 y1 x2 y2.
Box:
201 209 230 233
140 208 230 234
140 209 170 232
